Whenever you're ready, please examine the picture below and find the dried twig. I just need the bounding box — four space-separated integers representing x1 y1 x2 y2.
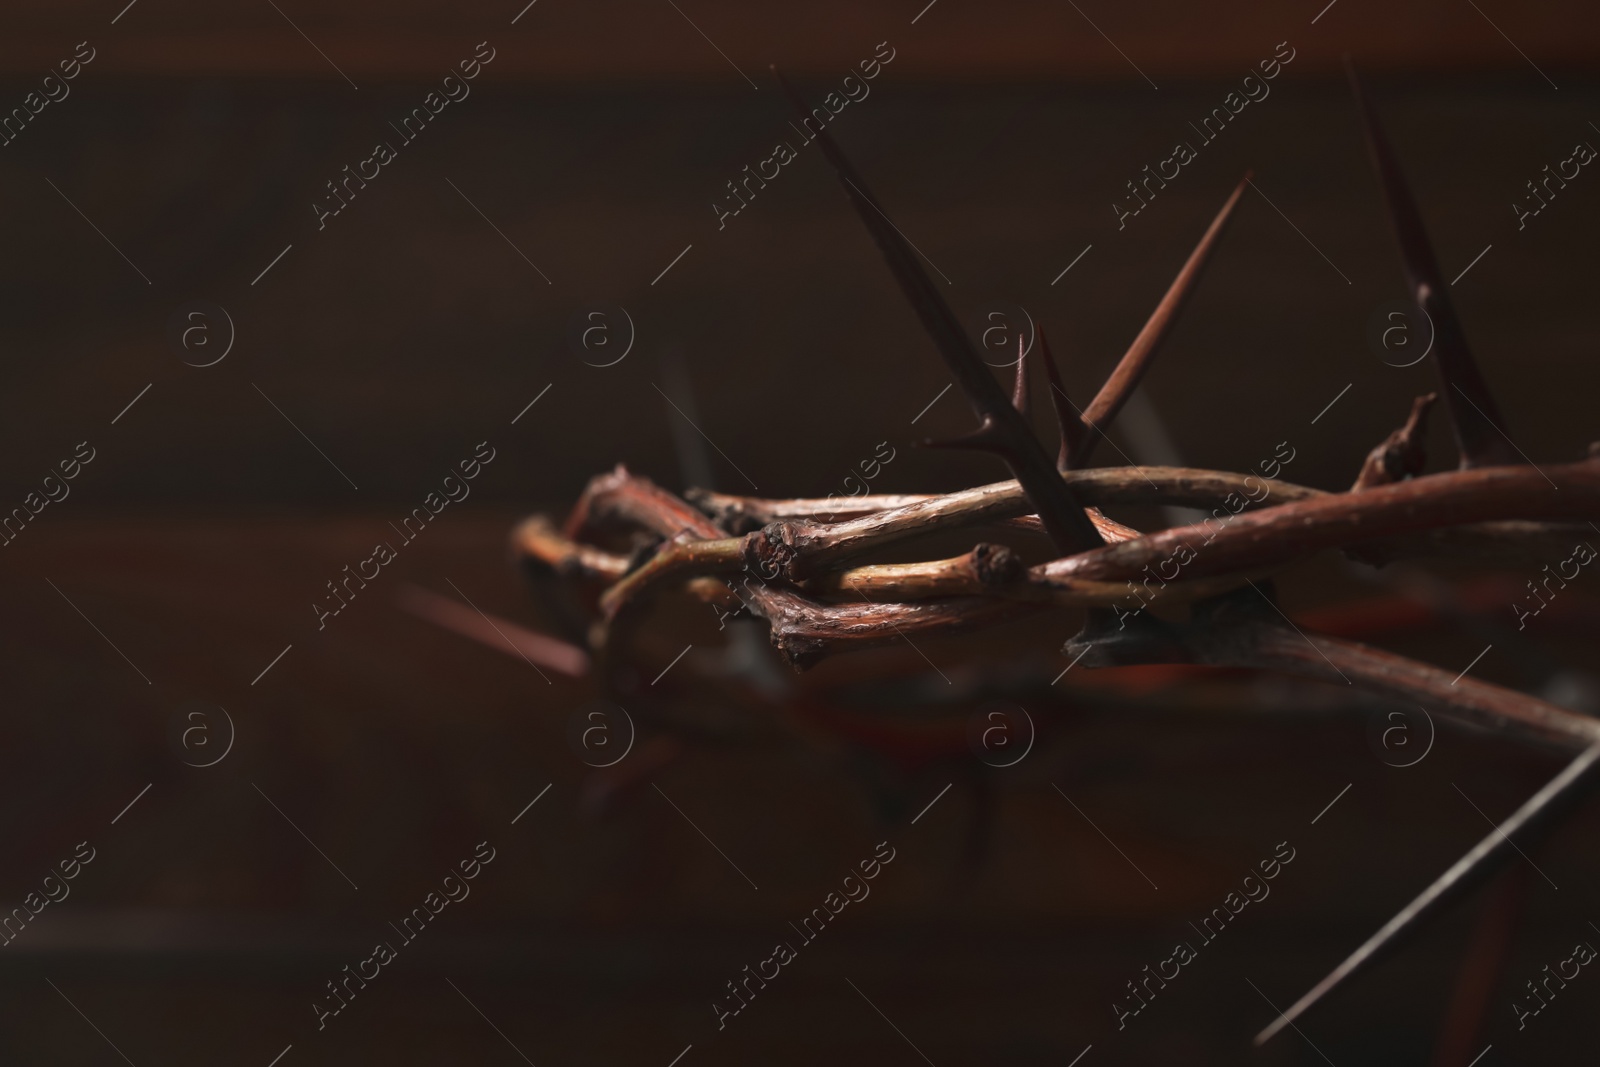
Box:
688 466 1321 531
511 514 629 582
1043 459 1600 588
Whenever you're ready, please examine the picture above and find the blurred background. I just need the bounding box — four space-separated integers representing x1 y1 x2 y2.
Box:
0 0 1597 1063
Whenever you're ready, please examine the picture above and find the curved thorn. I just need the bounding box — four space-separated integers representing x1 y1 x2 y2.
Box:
1079 171 1249 464
1345 60 1514 469
1256 740 1600 1047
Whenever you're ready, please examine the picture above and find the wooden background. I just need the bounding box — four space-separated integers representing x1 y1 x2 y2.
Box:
0 1 1598 1063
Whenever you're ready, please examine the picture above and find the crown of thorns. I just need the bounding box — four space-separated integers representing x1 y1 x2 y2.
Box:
508 67 1600 1045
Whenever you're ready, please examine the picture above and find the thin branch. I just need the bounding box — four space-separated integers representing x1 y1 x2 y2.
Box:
599 532 745 619
817 543 1026 599
743 458 1596 588
760 590 1028 669
553 464 1600 681
1045 459 1600 588
689 460 1599 584
688 466 1320 532
1195 622 1600 750
566 464 725 541
737 467 1320 580
511 514 630 582
567 467 801 666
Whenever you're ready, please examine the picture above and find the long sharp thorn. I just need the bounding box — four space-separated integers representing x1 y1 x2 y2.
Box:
1078 172 1249 465
771 65 1102 553
1011 334 1030 415
1345 61 1514 469
1256 739 1600 1047
1038 327 1086 469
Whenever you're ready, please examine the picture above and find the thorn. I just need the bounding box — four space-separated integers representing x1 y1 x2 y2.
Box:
1345 60 1514 469
1352 393 1438 490
919 416 1009 453
1038 327 1087 469
1256 739 1600 1047
770 64 1102 554
1079 172 1249 465
1011 334 1030 416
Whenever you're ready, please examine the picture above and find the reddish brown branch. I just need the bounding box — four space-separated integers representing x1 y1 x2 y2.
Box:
1207 624 1599 749
729 466 1318 580
818 543 1026 599
511 514 629 582
1046 459 1600 587
688 467 1315 532
598 532 745 619
563 462 1600 637
566 464 725 541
